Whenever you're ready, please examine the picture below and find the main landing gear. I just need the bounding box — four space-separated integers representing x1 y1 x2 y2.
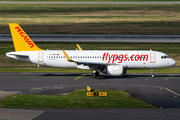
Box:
91 71 99 78
151 69 155 78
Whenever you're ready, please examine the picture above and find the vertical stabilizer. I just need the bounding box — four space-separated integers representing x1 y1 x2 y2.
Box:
9 23 43 51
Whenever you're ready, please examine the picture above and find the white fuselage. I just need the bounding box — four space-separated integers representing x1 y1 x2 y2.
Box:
6 50 176 69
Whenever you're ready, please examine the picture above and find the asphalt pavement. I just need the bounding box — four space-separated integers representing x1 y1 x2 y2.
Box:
0 72 180 120
1 34 180 42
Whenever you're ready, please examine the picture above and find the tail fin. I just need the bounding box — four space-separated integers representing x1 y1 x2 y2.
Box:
9 23 43 51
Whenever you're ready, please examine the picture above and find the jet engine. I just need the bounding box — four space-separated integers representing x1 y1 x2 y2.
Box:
103 65 124 76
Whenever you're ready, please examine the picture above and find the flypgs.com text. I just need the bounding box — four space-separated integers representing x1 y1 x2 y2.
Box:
102 52 149 63
15 26 35 48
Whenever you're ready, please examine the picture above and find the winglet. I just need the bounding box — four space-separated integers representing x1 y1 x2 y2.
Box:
9 23 43 51
76 44 83 51
62 50 74 62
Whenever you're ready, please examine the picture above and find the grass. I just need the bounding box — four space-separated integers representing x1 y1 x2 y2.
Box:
0 67 91 73
0 89 156 108
0 4 180 34
1 42 180 67
0 67 179 73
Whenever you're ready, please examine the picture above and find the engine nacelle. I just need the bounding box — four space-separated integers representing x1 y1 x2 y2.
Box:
103 65 124 76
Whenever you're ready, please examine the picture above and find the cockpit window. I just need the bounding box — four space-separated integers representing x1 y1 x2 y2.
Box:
161 56 170 59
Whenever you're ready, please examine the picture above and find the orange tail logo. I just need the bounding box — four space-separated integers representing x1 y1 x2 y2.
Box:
9 23 43 51
14 26 35 48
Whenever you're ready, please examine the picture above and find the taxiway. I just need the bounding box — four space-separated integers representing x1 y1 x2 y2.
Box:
0 72 180 120
1 34 180 42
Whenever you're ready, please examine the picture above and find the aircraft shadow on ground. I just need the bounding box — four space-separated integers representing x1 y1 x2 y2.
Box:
41 73 83 76
39 73 180 79
96 74 180 79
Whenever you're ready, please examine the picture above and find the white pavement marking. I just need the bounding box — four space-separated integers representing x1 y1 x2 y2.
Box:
142 85 180 97
29 87 40 91
145 75 151 80
0 90 21 99
163 88 180 97
54 87 65 89
61 93 70 95
0 108 44 120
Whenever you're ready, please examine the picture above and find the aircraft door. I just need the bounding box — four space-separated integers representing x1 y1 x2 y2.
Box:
150 53 155 63
38 52 44 62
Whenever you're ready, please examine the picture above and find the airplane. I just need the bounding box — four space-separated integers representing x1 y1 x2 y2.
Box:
6 23 176 78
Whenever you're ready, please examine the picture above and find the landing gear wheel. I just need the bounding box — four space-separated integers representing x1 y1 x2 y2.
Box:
151 74 155 78
151 69 155 78
95 72 99 76
91 73 96 78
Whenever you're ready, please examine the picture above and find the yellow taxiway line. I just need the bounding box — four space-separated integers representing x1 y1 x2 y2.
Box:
165 74 171 81
75 74 86 80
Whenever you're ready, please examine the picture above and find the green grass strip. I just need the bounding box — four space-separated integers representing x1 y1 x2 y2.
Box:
0 89 156 108
0 67 179 73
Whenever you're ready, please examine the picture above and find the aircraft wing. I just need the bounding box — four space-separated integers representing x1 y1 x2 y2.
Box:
75 61 107 66
62 50 115 67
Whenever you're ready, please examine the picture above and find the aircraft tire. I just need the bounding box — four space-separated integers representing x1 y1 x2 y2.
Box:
151 74 155 78
91 73 96 78
95 72 99 76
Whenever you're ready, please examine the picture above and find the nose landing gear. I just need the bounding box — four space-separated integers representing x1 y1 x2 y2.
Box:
151 69 155 78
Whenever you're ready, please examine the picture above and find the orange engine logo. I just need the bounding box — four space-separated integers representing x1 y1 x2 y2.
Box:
15 26 35 48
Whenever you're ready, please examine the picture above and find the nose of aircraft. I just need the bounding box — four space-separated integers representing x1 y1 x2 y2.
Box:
171 59 176 66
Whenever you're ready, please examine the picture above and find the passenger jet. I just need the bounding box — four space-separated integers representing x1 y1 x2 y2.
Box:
6 23 176 78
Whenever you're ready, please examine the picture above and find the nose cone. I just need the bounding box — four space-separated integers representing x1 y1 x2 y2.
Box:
171 59 176 66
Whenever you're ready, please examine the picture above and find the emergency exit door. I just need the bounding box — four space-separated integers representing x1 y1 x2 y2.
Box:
38 52 44 62
150 53 155 63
